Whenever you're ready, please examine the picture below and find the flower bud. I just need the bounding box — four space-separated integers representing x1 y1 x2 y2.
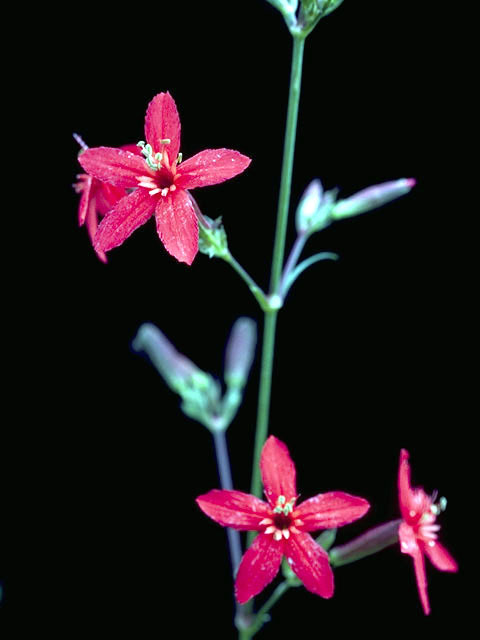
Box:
295 179 336 235
224 318 257 390
332 178 416 220
132 323 204 394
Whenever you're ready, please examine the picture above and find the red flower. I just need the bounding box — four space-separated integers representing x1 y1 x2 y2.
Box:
74 141 140 263
78 92 251 265
398 449 458 615
196 436 370 604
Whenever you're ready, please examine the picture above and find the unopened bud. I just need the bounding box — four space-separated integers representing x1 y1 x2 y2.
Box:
296 179 323 233
132 323 202 393
296 179 336 235
224 318 257 389
332 178 416 220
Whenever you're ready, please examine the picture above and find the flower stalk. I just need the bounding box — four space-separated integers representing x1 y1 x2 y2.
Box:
329 519 401 567
249 34 305 504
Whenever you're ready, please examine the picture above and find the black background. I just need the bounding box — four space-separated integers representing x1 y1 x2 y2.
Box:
2 1 469 636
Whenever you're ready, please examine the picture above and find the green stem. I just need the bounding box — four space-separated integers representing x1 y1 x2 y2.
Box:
269 35 305 296
249 34 305 503
223 251 271 312
244 581 292 638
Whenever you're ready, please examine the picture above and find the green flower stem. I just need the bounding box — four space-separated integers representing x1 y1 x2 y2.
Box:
222 251 271 312
240 581 293 639
329 519 401 567
270 35 305 296
279 231 308 296
249 33 305 503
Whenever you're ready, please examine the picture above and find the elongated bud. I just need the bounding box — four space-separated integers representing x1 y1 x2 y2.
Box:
329 519 401 567
332 178 416 220
224 318 257 389
296 179 323 233
132 323 206 393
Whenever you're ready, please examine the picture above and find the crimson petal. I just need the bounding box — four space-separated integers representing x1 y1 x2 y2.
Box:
175 149 251 190
294 492 370 532
260 436 297 508
79 147 151 189
235 533 283 604
196 490 271 531
144 92 181 164
85 197 107 263
77 175 93 226
423 540 458 573
154 190 198 265
412 543 430 615
94 189 155 253
285 531 334 598
398 449 412 521
399 522 430 615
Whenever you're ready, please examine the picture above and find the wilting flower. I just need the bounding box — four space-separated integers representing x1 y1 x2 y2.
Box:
196 436 369 603
78 92 251 264
398 449 458 615
74 139 140 263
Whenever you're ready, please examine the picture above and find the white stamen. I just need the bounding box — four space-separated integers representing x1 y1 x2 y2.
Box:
273 530 283 542
282 529 290 540
161 188 169 197
259 518 273 526
138 181 158 189
149 188 162 196
264 526 276 535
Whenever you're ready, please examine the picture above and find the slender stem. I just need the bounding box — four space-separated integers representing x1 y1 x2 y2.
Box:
249 34 305 503
212 430 243 573
269 35 305 295
223 251 271 312
279 231 308 295
213 430 251 632
246 581 292 638
248 311 278 503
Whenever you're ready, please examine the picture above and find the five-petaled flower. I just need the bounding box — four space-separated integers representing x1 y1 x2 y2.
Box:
196 435 370 603
398 448 458 615
78 92 251 265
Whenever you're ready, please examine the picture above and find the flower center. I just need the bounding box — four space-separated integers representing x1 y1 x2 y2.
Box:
136 140 183 197
259 495 303 542
410 492 447 546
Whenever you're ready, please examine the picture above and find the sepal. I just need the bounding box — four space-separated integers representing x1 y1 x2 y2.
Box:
198 215 229 259
316 528 337 551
